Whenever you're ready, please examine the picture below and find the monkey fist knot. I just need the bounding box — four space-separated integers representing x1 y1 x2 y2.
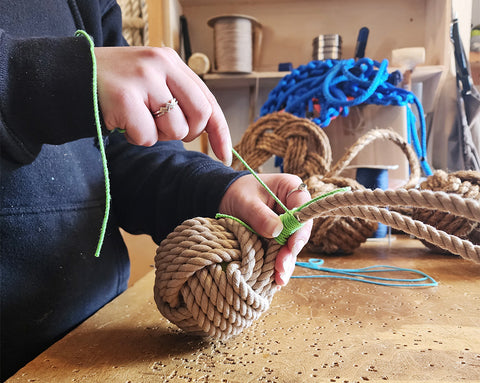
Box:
154 217 281 340
304 175 377 254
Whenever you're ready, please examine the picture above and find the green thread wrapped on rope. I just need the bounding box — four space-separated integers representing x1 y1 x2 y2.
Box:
276 211 304 245
75 30 110 258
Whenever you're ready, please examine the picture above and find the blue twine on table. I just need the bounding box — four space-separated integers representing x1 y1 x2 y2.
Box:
260 58 432 176
293 258 438 287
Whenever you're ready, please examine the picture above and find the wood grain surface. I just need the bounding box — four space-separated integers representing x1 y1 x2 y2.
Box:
8 236 480 383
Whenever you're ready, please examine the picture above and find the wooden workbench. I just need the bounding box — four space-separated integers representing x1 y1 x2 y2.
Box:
8 236 480 383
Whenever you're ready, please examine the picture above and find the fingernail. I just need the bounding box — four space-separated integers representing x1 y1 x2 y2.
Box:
280 254 296 280
271 221 284 238
223 151 232 167
292 239 305 257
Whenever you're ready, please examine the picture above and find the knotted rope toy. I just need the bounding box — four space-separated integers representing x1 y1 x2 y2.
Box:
232 112 421 254
232 111 332 179
154 149 480 340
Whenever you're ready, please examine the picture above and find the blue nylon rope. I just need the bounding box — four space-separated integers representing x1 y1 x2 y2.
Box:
260 58 433 176
293 258 438 287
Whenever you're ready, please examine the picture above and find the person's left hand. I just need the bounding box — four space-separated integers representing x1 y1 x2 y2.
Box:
219 173 313 286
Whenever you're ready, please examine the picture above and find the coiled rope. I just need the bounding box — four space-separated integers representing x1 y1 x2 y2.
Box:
259 58 432 175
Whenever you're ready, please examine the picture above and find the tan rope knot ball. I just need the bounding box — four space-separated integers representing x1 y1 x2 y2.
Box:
232 111 332 179
154 217 281 340
412 170 480 251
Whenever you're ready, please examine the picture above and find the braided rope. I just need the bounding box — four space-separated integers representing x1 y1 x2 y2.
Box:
259 58 432 175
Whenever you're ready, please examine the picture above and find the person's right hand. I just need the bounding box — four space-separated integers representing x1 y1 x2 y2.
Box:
219 173 313 286
94 46 232 166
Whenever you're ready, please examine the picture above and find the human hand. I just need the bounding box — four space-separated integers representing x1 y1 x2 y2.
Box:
94 46 232 165
218 173 313 286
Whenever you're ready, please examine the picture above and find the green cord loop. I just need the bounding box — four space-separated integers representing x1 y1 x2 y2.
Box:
76 30 110 258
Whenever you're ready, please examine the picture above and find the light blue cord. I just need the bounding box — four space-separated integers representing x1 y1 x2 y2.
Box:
260 58 433 176
293 258 438 287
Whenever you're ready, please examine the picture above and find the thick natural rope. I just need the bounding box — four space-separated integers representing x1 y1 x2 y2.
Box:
324 128 421 189
294 188 480 263
154 114 477 340
305 127 421 253
154 187 480 340
412 170 480 251
232 112 332 179
154 217 280 340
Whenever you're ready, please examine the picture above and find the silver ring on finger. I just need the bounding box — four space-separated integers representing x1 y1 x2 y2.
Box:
286 182 308 199
152 98 178 118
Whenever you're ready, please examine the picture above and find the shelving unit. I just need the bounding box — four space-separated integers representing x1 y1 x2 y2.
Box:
146 0 473 173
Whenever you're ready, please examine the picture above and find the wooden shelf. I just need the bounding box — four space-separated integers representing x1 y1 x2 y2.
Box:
203 71 289 88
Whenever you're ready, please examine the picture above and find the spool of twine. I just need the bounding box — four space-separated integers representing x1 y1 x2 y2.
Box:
208 15 259 73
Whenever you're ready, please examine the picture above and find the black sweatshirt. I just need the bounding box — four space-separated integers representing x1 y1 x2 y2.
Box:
0 0 243 379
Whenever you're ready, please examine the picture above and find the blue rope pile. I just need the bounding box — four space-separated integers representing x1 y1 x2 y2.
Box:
260 58 432 176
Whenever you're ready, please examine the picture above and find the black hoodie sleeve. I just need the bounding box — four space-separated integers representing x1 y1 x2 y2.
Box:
0 0 125 164
0 31 97 163
106 134 247 244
